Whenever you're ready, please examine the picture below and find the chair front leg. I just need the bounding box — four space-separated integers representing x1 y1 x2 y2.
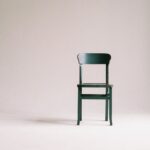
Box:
77 87 81 125
105 99 108 121
109 87 112 126
80 88 82 121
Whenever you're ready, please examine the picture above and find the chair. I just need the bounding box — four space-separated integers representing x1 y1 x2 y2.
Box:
77 53 113 126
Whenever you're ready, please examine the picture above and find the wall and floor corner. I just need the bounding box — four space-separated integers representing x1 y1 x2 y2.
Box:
0 0 150 150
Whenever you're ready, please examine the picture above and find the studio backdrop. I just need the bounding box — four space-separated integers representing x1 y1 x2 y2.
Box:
0 0 150 118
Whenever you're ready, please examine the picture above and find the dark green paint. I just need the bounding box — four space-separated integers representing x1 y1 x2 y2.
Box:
77 53 113 126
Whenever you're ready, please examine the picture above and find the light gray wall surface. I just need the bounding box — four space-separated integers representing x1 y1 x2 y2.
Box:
0 0 150 118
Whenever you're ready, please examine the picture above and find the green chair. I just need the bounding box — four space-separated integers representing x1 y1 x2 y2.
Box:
77 53 113 126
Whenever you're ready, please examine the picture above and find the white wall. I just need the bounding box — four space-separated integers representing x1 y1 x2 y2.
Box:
0 0 150 118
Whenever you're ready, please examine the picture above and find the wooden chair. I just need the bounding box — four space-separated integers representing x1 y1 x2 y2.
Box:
77 53 113 125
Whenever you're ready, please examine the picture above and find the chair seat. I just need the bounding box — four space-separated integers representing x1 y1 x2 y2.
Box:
77 83 113 88
81 94 110 99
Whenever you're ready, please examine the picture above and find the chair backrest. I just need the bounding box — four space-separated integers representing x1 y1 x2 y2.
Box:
77 53 111 65
77 53 111 84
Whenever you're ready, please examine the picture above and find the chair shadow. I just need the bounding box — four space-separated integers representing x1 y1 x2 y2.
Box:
27 118 77 126
25 118 110 126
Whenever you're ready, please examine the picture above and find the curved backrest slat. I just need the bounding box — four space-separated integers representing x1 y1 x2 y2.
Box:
77 53 111 65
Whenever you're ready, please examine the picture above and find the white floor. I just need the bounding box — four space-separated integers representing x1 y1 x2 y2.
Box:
0 113 150 150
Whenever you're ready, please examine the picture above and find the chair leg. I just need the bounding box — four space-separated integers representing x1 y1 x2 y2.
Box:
105 99 108 121
77 120 80 125
109 87 112 126
77 87 81 125
80 88 82 121
77 103 80 125
80 99 82 121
